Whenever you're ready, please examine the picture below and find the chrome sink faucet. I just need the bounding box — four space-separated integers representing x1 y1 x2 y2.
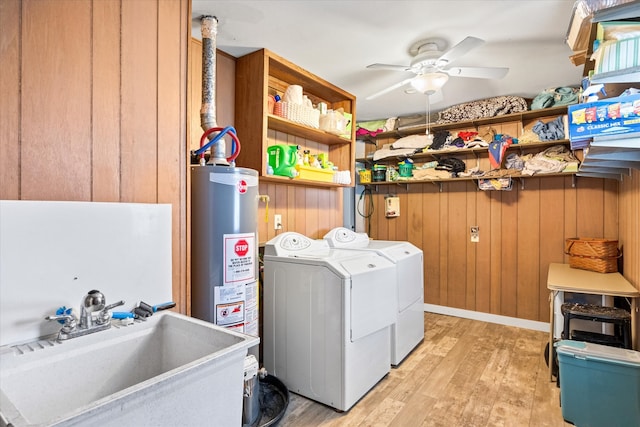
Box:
46 290 125 341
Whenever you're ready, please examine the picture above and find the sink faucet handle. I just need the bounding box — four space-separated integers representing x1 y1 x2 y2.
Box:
96 300 125 325
45 314 78 333
45 314 74 322
103 300 125 311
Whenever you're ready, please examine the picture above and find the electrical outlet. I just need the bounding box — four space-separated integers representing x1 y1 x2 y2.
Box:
470 226 479 243
274 214 282 230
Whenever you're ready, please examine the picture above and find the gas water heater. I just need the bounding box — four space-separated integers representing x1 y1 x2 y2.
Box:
190 15 260 337
190 165 259 336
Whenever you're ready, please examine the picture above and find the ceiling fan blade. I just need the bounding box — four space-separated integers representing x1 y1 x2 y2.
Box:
366 63 412 72
366 77 415 100
437 36 485 65
445 66 509 79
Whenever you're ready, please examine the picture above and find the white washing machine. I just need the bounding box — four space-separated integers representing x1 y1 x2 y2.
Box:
324 227 424 366
263 232 396 411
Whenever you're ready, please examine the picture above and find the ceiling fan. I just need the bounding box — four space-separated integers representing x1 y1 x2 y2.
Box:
365 36 509 100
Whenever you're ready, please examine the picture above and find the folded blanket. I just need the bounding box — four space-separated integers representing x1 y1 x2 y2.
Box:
437 96 528 124
521 146 577 176
531 87 579 110
412 168 452 180
357 119 388 132
391 134 431 149
372 147 417 161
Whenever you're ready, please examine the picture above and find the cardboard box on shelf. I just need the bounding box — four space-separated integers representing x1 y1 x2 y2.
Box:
295 165 335 183
592 36 640 74
568 93 640 142
566 3 593 52
596 21 640 42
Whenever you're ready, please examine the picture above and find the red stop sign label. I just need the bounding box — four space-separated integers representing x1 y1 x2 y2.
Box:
234 239 249 257
237 180 247 194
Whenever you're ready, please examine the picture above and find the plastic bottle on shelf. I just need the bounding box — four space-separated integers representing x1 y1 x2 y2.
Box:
268 95 276 114
273 95 283 117
296 145 304 165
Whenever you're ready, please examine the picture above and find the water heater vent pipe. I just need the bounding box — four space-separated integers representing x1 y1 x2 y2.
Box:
200 15 228 165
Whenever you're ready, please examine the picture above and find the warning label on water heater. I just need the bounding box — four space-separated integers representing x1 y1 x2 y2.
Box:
214 282 245 326
223 233 255 285
213 280 258 335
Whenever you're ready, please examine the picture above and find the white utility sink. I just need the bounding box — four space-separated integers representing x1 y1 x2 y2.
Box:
0 312 259 427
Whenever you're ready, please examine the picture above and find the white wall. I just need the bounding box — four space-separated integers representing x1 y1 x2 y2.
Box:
0 201 172 346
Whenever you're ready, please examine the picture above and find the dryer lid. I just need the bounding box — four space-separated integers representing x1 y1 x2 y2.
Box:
264 232 329 256
323 227 370 248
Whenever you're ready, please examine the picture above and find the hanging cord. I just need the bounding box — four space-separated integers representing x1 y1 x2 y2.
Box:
357 187 374 236
426 94 430 135
258 195 270 223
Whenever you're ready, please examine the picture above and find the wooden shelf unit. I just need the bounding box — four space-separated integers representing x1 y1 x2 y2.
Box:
234 48 356 187
357 107 575 188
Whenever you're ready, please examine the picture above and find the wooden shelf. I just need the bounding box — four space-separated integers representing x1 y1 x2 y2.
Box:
267 115 351 146
357 140 572 164
368 106 570 139
234 48 356 187
259 174 350 188
362 172 577 189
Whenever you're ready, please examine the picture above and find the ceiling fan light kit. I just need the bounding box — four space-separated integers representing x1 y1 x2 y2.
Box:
366 36 509 100
410 73 449 94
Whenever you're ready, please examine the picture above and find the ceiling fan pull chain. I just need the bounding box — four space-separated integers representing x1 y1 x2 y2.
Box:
425 95 431 136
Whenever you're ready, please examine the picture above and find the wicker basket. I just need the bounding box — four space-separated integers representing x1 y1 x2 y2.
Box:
273 102 320 129
564 237 620 273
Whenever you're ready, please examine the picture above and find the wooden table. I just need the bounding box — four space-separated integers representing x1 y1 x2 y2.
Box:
546 263 639 381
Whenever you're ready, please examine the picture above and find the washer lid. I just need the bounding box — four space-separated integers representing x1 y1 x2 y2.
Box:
264 232 329 256
323 227 370 248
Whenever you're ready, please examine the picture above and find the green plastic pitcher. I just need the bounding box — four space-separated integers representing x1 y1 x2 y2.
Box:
267 145 298 178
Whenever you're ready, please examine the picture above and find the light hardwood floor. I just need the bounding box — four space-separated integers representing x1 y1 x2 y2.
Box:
277 312 570 426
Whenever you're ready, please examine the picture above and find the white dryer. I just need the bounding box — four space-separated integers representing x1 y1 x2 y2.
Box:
263 232 396 411
324 227 424 366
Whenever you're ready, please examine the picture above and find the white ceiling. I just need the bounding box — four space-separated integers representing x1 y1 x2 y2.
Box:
191 0 585 121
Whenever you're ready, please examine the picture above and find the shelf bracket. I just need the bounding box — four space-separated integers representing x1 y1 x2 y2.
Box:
428 180 443 192
521 178 525 190
572 175 576 188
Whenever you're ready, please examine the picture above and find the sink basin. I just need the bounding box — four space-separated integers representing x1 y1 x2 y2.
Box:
0 312 259 427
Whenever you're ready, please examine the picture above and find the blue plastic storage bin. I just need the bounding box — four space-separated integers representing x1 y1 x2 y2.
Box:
555 340 640 427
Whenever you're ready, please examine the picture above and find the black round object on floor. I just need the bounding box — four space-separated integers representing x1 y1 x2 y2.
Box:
257 374 289 427
544 342 559 378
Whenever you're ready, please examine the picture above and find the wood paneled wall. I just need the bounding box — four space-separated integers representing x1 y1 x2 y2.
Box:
257 182 344 244
365 153 620 324
1 0 190 312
